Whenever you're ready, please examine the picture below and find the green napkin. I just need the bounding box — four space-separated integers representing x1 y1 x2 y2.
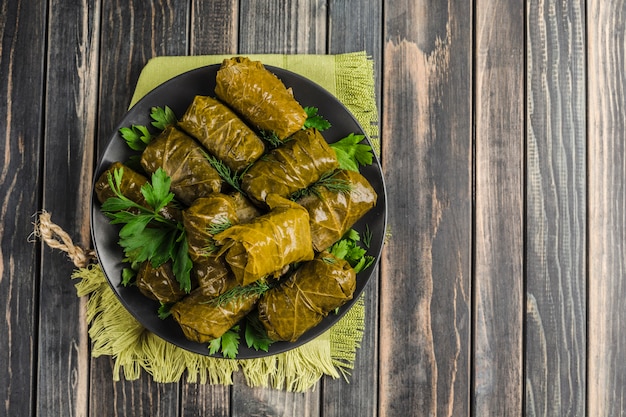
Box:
79 52 378 392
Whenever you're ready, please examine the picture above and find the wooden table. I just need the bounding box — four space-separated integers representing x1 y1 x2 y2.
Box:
2 1 624 416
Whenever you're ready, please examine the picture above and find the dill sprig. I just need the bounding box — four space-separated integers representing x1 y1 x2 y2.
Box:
205 280 272 307
204 152 247 195
291 170 352 200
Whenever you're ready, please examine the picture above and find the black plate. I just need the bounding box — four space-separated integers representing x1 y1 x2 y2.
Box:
90 64 387 358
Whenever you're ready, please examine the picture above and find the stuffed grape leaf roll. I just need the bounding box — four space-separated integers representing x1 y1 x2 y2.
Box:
297 169 377 251
170 288 260 343
241 128 339 205
140 126 222 206
214 56 307 140
136 261 187 304
193 256 239 298
214 194 314 286
178 95 265 172
183 194 239 262
94 161 181 221
257 252 356 342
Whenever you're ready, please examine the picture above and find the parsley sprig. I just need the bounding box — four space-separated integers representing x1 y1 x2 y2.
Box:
119 106 177 151
329 229 375 273
101 167 193 292
303 106 331 131
330 133 374 172
209 326 241 359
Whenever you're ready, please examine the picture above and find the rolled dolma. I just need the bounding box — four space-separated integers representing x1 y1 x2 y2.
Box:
183 194 239 262
241 128 339 205
178 95 265 172
140 126 222 206
214 194 314 286
229 191 263 223
257 252 356 342
136 261 187 304
94 161 181 221
297 169 378 251
170 288 260 343
214 56 307 140
193 255 239 298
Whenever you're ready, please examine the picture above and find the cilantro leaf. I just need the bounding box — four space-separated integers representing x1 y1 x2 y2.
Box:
330 133 373 172
150 106 177 130
303 106 331 131
119 125 152 151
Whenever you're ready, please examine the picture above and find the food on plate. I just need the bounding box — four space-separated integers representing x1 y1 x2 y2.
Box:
241 128 339 205
182 194 239 262
136 261 187 305
94 161 181 221
257 252 356 342
96 57 379 357
215 56 307 140
297 169 378 252
140 125 223 205
214 194 314 286
170 288 260 343
179 95 265 172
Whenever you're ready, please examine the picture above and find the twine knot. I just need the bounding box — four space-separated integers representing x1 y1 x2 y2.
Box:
32 211 95 268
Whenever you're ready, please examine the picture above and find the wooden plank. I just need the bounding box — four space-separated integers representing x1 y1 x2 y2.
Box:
0 1 46 416
91 2 190 414
473 0 525 415
238 0 327 54
380 1 472 415
36 0 100 415
228 1 328 415
322 1 382 416
525 1 587 416
179 1 240 415
588 1 626 416
190 0 239 55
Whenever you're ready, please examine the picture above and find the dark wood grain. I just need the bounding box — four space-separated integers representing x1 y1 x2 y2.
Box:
473 0 525 415
238 0 327 54
37 1 100 415
0 1 46 417
380 1 472 415
525 1 587 416
588 1 626 416
90 1 190 415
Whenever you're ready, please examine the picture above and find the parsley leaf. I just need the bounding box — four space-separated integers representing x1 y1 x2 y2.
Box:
119 125 152 151
329 229 375 273
150 106 177 130
330 133 373 172
303 107 331 131
158 303 172 319
209 326 241 359
101 167 193 293
245 314 274 352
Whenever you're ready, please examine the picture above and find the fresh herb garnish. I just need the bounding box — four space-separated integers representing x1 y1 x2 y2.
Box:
204 152 246 195
330 133 374 172
101 167 193 293
259 130 284 148
157 303 172 319
208 281 271 307
245 313 274 352
150 106 177 130
290 170 352 200
119 125 152 151
329 229 375 274
118 106 176 151
209 325 240 359
201 219 233 256
303 107 331 131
